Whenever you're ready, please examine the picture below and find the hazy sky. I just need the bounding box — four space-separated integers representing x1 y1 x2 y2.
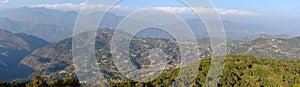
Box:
1 0 300 14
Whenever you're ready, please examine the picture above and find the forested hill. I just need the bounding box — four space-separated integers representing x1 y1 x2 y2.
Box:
1 55 299 87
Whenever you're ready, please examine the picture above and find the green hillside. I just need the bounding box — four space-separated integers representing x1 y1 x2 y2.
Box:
1 55 299 87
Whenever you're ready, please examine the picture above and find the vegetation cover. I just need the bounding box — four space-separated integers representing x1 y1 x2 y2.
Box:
1 55 299 87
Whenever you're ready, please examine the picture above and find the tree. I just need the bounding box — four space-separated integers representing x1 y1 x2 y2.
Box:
31 75 48 87
0 80 9 86
49 78 63 87
62 75 81 87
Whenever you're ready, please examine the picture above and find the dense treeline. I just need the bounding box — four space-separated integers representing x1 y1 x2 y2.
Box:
110 55 300 87
1 55 300 87
0 75 80 87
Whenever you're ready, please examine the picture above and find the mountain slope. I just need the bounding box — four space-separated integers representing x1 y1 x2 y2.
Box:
0 29 49 82
16 28 300 82
229 36 300 59
20 29 187 81
20 29 114 80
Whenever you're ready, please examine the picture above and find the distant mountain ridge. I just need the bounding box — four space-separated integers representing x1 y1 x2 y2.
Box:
0 7 76 28
0 17 72 42
0 7 123 42
0 7 288 42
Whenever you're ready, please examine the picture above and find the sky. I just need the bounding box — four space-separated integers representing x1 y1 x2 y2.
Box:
1 0 300 14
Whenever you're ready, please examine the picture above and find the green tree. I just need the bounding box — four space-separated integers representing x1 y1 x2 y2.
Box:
62 76 81 87
0 80 10 87
31 75 48 87
49 78 63 87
